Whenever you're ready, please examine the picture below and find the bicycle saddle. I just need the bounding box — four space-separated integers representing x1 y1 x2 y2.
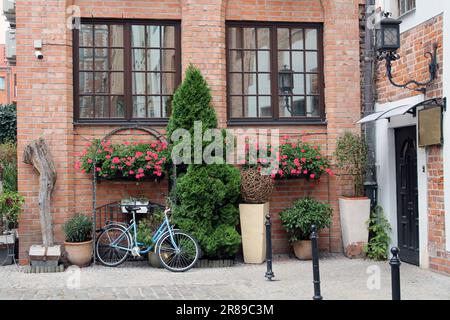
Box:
124 205 140 213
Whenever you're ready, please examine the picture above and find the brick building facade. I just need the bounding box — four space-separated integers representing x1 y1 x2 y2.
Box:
15 0 363 264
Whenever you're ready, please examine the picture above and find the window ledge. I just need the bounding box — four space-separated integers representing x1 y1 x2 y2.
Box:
227 119 327 126
73 120 169 127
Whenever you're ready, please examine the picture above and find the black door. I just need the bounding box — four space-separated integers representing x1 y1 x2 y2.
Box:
395 126 419 265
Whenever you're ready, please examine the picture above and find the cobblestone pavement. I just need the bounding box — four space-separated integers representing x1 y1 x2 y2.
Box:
0 255 449 300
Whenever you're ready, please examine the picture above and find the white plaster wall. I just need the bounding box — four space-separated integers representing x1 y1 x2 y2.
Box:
375 95 429 267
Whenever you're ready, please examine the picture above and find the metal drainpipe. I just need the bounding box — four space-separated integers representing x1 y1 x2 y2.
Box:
363 0 378 208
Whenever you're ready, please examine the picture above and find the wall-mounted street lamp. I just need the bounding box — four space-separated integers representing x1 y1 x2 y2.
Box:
278 65 294 114
376 13 438 93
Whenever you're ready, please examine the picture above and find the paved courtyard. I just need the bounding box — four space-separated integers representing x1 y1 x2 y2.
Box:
0 255 449 300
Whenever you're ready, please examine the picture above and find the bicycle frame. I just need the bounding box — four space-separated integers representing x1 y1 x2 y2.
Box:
108 207 178 255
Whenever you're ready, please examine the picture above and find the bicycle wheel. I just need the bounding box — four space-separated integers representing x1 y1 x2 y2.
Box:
96 227 131 267
156 230 200 272
0 232 14 266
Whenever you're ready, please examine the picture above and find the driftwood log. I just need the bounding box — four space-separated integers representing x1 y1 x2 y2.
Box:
23 138 57 246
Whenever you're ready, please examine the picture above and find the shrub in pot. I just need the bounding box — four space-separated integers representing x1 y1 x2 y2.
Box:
334 131 370 257
63 214 93 267
279 198 332 260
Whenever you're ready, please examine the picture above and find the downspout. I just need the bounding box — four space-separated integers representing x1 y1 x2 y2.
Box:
363 0 378 207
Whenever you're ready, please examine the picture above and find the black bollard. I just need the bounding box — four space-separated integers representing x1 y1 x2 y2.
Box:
390 247 401 300
311 225 322 300
265 214 274 281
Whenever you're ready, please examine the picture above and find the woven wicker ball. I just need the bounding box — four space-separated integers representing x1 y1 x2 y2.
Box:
241 168 274 204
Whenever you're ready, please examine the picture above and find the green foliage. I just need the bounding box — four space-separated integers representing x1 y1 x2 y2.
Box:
364 205 392 261
166 64 218 164
334 132 368 197
0 143 17 192
62 214 92 243
173 164 241 258
0 104 17 144
0 191 24 229
279 198 333 242
136 208 164 248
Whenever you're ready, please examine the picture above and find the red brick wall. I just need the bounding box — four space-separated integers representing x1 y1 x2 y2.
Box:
0 44 17 105
375 14 448 275
17 0 364 262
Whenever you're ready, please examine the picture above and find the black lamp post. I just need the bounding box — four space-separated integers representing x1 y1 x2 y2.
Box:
278 65 294 114
376 13 438 93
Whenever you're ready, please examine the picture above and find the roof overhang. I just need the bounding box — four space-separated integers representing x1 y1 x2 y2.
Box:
357 98 446 124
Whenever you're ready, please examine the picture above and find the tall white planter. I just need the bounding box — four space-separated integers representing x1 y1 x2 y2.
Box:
339 197 371 257
239 203 268 264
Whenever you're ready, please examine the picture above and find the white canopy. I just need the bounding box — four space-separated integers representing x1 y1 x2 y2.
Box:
357 104 414 124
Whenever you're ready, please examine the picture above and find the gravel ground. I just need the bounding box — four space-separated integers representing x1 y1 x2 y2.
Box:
0 255 449 300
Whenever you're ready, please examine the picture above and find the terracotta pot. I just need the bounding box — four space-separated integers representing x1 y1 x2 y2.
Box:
239 203 268 264
293 240 312 260
64 240 93 267
147 251 163 268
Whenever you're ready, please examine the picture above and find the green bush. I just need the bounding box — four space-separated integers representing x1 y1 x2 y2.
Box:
0 191 24 229
364 205 392 260
0 104 17 144
173 164 241 258
279 198 333 242
136 208 164 248
0 143 17 192
62 214 92 243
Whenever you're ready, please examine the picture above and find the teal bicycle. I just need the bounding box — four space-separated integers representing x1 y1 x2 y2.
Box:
95 201 200 272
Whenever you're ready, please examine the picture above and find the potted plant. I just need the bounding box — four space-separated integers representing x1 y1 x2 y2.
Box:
334 131 370 257
135 209 165 268
63 214 93 267
0 191 24 266
279 198 332 260
121 196 150 214
239 167 274 264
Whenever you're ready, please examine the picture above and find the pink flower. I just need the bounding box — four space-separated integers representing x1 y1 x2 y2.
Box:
112 157 121 164
87 159 93 164
282 155 288 160
310 173 315 179
124 141 130 146
81 169 86 173
105 155 111 159
325 168 331 173
303 170 308 174
129 170 134 175
291 143 296 148
146 165 151 169
125 162 132 166
138 168 144 173
97 149 102 153
110 166 115 169
313 145 318 150
135 151 144 158
301 149 305 153
151 143 156 148
316 156 321 160
291 169 297 174
301 158 306 163
74 161 81 170
85 142 91 147
96 167 101 172
282 162 287 166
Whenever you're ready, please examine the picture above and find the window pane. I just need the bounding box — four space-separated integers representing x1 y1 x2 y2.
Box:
257 28 270 49
79 96 94 118
279 95 292 117
133 96 147 118
243 73 257 95
110 72 124 94
162 73 175 94
292 51 304 72
94 72 108 94
278 51 290 69
229 74 242 95
243 51 257 72
110 96 125 118
230 96 243 118
257 51 270 72
292 29 304 50
305 52 318 72
293 74 305 94
307 96 320 117
147 73 161 95
79 72 94 93
243 28 256 49
80 24 93 47
147 49 161 71
258 74 271 94
229 51 242 72
147 96 161 118
133 49 146 71
94 25 108 47
132 73 146 94
292 96 306 116
132 25 146 47
229 27 242 49
95 96 108 118
258 96 272 117
277 28 290 50
110 25 123 47
161 49 175 71
94 48 108 70
110 49 124 71
244 96 257 117
79 48 93 70
147 25 160 47
306 74 319 95
305 29 317 50
162 96 172 117
161 26 175 48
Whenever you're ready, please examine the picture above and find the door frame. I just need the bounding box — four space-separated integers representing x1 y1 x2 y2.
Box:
375 95 429 268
